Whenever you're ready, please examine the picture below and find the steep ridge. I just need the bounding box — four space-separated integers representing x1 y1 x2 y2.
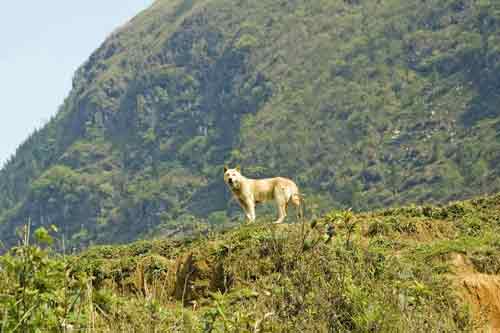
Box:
1 0 500 249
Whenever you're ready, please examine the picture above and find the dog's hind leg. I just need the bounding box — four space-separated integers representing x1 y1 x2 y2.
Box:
291 193 302 220
273 187 288 224
274 203 286 224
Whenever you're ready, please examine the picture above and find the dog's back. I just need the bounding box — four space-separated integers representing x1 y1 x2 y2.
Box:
251 177 299 204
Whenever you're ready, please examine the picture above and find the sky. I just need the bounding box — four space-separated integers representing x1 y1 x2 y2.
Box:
0 1 154 167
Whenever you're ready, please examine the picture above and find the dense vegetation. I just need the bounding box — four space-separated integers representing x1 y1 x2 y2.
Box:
1 194 500 331
1 0 500 249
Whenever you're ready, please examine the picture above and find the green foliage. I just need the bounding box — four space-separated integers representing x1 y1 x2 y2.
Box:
31 165 84 199
235 34 259 50
4 194 497 331
0 226 89 332
207 211 227 226
1 0 500 250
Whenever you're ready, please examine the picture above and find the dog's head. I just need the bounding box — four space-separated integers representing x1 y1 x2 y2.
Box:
224 165 243 190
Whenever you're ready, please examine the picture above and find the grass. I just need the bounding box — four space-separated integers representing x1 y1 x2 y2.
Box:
2 193 500 331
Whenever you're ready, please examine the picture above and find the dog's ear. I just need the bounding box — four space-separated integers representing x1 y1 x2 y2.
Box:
224 165 228 173
235 165 241 172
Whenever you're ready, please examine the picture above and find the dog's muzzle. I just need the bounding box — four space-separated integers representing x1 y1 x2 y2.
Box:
228 179 239 190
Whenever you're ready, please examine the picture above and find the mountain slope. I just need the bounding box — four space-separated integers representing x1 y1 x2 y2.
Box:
1 0 500 249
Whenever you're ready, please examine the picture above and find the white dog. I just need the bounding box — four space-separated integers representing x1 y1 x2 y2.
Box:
224 166 303 223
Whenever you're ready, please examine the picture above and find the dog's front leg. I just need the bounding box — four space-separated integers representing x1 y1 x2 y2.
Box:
238 197 255 223
244 199 256 223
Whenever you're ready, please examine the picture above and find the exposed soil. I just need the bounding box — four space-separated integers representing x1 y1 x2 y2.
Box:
452 254 500 332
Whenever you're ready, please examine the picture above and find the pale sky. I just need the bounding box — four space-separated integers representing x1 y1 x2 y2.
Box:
0 1 154 167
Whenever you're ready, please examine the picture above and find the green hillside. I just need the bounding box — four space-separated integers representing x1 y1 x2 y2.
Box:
1 0 500 249
2 194 500 331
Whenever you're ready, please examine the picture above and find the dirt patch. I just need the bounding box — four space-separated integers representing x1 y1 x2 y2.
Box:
133 255 175 297
461 274 500 332
174 252 210 303
451 254 500 332
173 250 230 305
